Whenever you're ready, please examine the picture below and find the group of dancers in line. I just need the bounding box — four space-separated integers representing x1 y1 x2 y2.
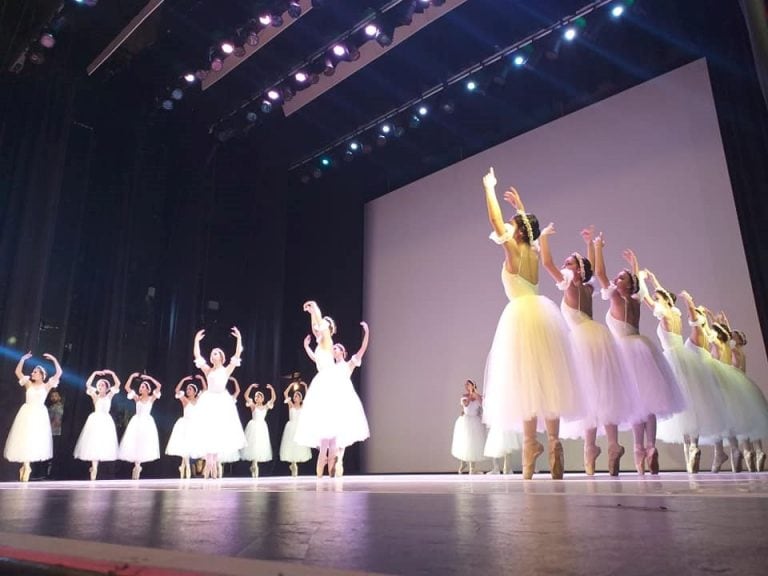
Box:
3 303 371 482
451 167 768 479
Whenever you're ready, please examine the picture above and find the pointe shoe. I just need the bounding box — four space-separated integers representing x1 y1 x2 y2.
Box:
185 464 192 479
711 449 728 473
756 451 766 472
549 440 564 480
634 448 646 475
522 440 544 480
743 450 756 473
646 446 660 475
457 461 466 475
584 445 602 476
217 463 223 479
89 466 98 481
334 460 344 478
687 446 701 474
290 462 298 477
18 466 24 482
608 444 625 477
250 463 258 478
131 465 142 480
486 466 500 475
730 449 743 473
316 457 327 478
683 443 690 466
179 465 185 479
502 457 509 475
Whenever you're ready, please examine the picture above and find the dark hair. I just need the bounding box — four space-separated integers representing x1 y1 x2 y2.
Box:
621 269 639 295
511 213 541 244
732 330 747 346
572 253 593 282
654 289 677 306
712 323 730 343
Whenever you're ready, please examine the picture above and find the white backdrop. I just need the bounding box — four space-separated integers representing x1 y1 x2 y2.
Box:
362 59 767 473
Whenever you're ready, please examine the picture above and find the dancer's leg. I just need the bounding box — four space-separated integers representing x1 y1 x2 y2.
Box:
584 427 601 476
522 418 543 480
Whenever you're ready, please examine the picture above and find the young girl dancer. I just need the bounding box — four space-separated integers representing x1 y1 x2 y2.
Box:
481 168 581 480
328 321 371 477
643 274 726 473
539 225 633 475
593 241 684 474
4 352 63 482
294 300 346 478
279 380 311 476
165 375 204 479
241 383 276 477
118 373 162 479
193 327 246 479
451 380 486 474
73 370 121 480
730 329 768 471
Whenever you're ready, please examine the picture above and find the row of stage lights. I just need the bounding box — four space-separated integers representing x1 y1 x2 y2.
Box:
160 0 446 113
295 1 631 183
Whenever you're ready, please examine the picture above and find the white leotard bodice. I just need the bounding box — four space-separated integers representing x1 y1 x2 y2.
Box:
606 312 638 337
250 405 269 422
94 395 114 414
183 402 197 418
288 406 300 422
656 324 684 351
314 346 335 371
134 399 154 418
206 367 229 393
463 399 481 417
24 384 48 406
502 266 538 300
560 300 590 329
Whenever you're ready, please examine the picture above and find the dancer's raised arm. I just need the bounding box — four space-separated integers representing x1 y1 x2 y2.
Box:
193 330 210 376
303 335 316 362
102 369 121 392
224 327 243 377
353 322 370 363
42 354 62 388
539 223 563 283
228 377 241 400
14 352 32 382
483 168 520 273
593 233 610 289
266 384 276 408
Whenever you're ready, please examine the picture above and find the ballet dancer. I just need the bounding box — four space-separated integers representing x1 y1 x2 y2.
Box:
73 370 121 480
241 383 276 477
118 373 162 479
730 329 768 471
279 379 311 476
451 380 486 474
165 375 204 479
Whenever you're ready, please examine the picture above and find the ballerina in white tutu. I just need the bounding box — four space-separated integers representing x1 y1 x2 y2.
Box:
327 321 371 478
279 379 311 476
642 275 726 473
481 168 581 480
294 300 351 477
4 352 62 482
730 329 768 472
540 224 634 476
593 241 685 475
216 377 243 478
165 375 204 479
193 327 246 479
73 369 121 480
451 380 486 474
118 373 162 479
241 383 275 477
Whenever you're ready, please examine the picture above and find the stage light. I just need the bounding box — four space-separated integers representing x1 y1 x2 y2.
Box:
40 32 56 49
513 54 527 67
312 168 322 179
418 105 428 116
466 79 477 91
376 133 387 146
287 2 302 18
271 14 284 27
380 123 392 134
409 115 421 128
323 58 335 76
283 85 295 101
221 42 234 54
347 46 361 61
162 99 173 111
295 71 308 83
610 4 625 18
321 157 331 167
246 31 259 46
394 125 405 138
332 44 347 57
171 88 183 100
267 89 280 101
260 99 273 113
211 57 223 71
195 69 209 80
563 27 577 41
184 73 196 83
233 45 246 58
365 24 379 37
259 14 272 26
344 150 354 162
246 111 258 123
441 100 455 114
432 0 446 6
349 141 360 151
376 30 393 47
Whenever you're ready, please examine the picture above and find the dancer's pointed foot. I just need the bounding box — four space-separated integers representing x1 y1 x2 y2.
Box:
756 450 766 472
608 444 625 477
522 440 544 480
290 462 298 477
549 439 564 480
457 461 466 475
687 446 701 474
711 448 728 473
743 450 756 473
634 448 646 475
584 445 601 476
646 446 660 475
730 448 743 473
89 466 97 481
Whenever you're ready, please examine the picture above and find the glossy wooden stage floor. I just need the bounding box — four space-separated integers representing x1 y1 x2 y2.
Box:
1 472 767 575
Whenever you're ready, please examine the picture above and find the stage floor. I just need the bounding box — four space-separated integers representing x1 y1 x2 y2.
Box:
1 472 767 575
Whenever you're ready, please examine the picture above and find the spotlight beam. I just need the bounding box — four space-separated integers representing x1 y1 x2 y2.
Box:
288 0 616 172
87 0 165 76
283 0 470 116
202 0 313 90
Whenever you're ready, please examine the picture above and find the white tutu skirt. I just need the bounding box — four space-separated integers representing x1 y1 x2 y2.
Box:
732 372 768 439
165 416 199 458
195 391 246 456
74 412 118 461
561 320 636 438
3 403 52 463
451 414 486 462
280 418 312 463
241 419 273 462
294 370 370 449
613 334 686 422
483 295 581 431
656 345 728 442
483 427 520 458
706 361 747 438
118 415 160 463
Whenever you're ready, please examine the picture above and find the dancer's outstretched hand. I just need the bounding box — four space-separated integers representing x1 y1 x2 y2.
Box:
540 222 556 237
482 167 497 190
580 226 594 245
231 326 241 339
194 329 205 342
503 187 521 209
